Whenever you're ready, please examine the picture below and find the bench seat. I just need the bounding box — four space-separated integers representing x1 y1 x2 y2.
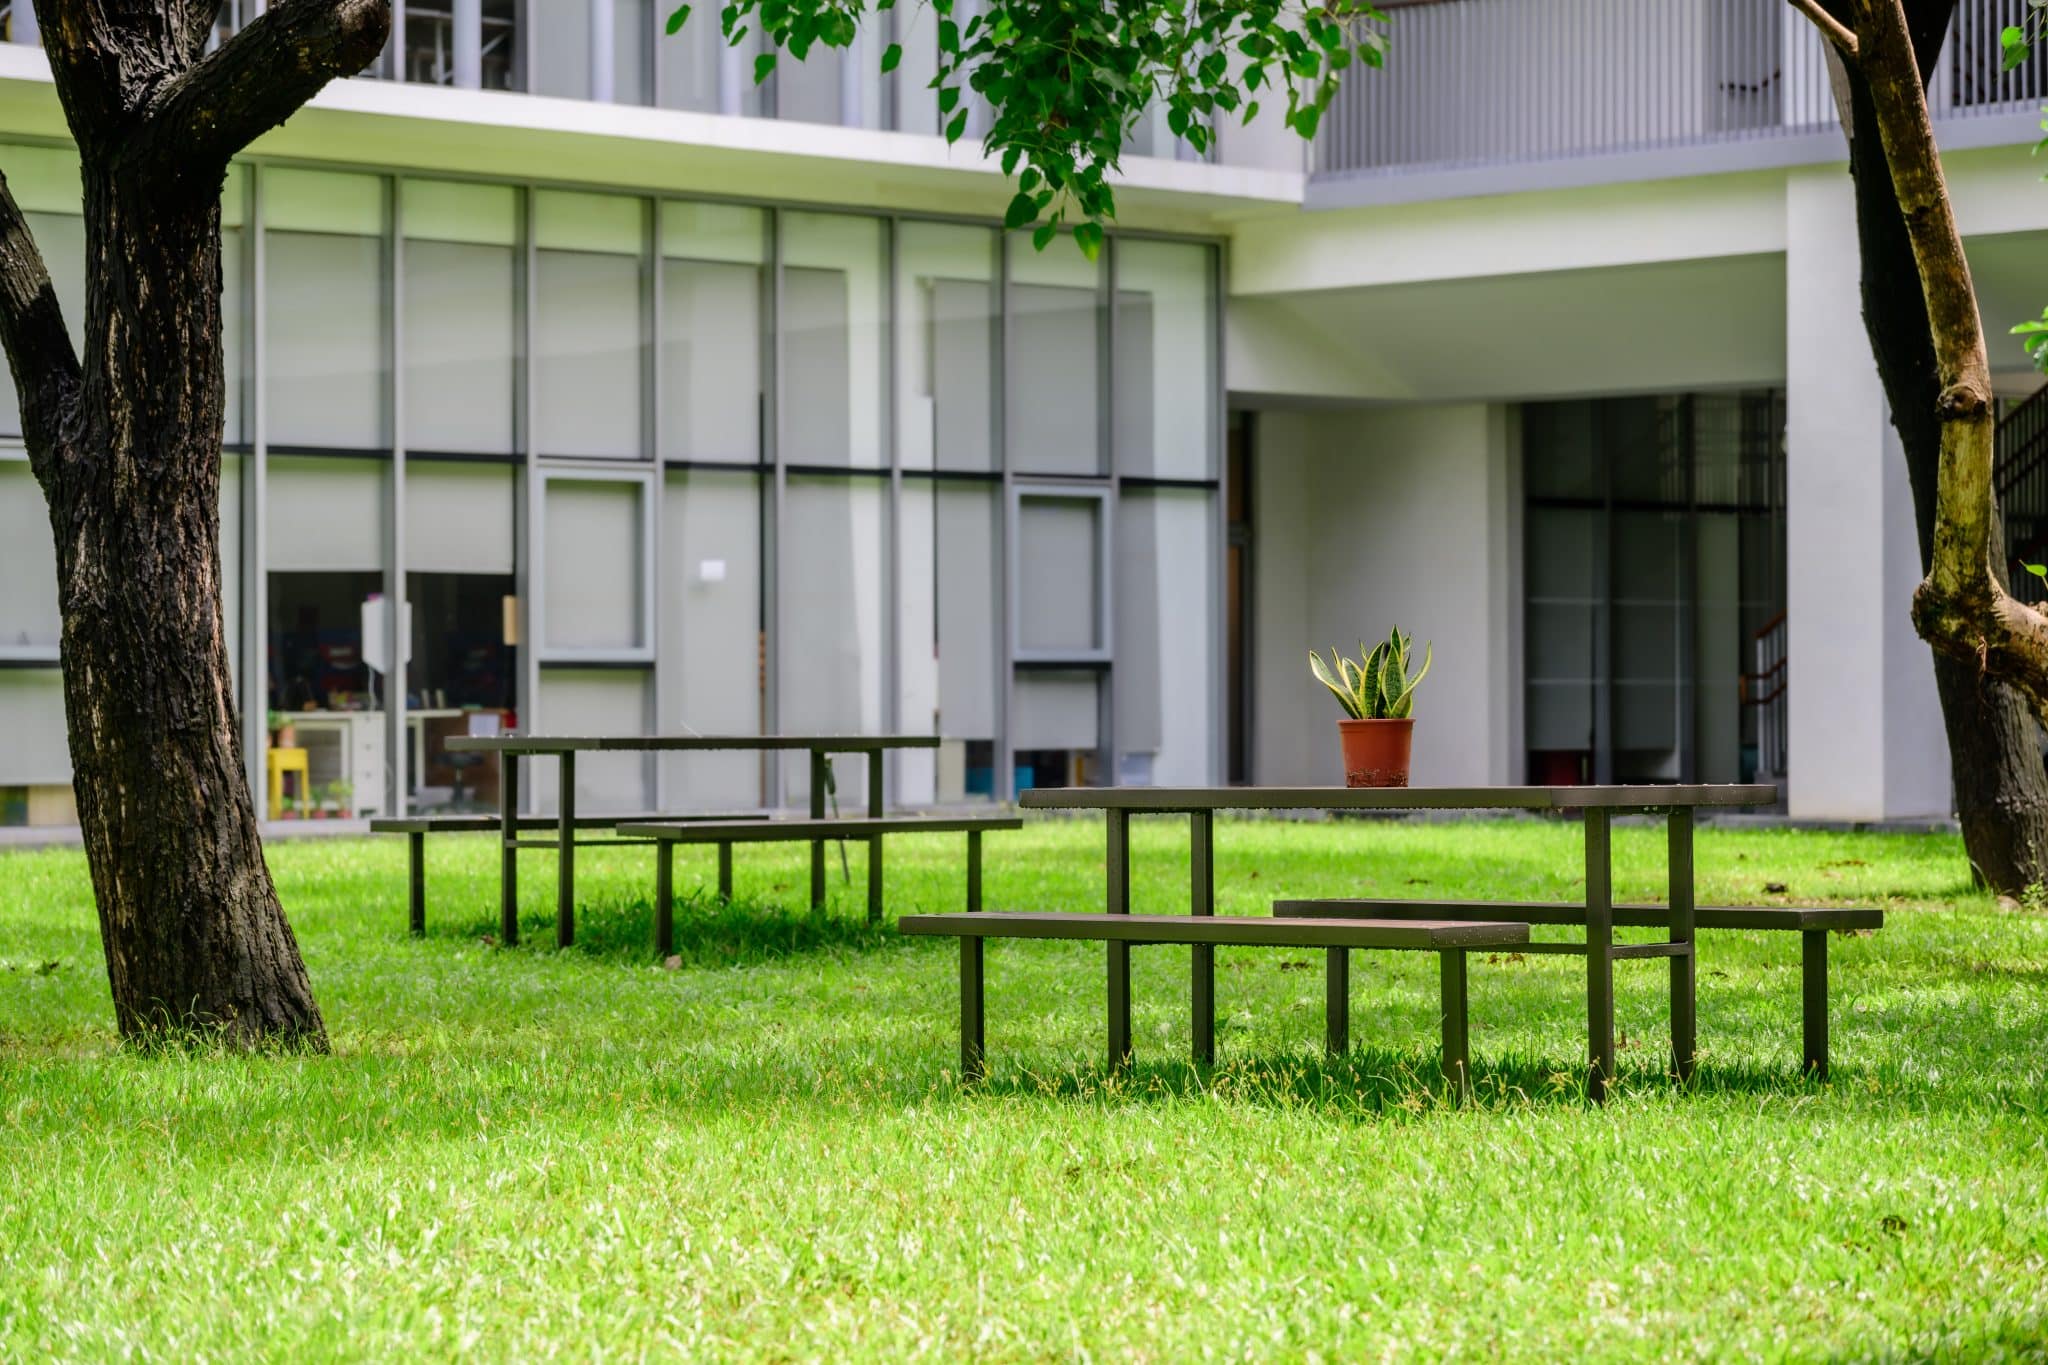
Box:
623 814 1025 947
897 912 1530 1085
1279 898 1885 1078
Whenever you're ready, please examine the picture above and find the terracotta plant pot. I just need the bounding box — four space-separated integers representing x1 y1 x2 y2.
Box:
1338 717 1414 788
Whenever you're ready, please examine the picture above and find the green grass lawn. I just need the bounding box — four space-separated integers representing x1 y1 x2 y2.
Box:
3 816 2047 1360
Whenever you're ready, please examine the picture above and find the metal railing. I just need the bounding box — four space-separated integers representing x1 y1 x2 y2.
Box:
1997 384 2048 604
1318 0 2048 180
1742 611 1788 784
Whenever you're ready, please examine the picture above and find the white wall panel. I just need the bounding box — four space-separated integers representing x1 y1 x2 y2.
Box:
267 457 383 572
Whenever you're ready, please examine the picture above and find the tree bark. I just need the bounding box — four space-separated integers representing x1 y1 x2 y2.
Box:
0 0 389 1046
1832 0 2048 892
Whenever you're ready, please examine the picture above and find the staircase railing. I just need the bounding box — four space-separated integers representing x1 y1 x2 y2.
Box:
1996 384 2048 604
1741 612 1787 784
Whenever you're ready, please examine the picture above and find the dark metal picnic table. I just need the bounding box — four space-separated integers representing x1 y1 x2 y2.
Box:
446 733 941 947
1018 784 1778 1100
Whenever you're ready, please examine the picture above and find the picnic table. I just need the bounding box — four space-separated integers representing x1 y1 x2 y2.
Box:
445 733 940 947
1006 784 1783 1100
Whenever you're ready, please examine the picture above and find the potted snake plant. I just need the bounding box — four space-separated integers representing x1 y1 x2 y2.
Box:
1309 629 1433 788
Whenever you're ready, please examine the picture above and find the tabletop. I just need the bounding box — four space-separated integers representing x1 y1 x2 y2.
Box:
1018 785 1780 812
447 734 944 755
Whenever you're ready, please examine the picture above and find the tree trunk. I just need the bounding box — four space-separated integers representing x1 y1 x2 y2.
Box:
1835 0 2048 893
0 0 390 1046
57 173 326 1045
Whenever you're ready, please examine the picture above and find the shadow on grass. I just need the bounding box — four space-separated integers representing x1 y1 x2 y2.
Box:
959 1044 1860 1116
432 889 897 967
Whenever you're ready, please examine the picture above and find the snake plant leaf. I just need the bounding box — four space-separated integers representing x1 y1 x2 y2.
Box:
1308 649 1363 718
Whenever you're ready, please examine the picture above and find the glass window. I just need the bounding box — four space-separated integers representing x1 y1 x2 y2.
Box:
263 168 389 452
899 478 998 803
0 670 70 788
535 191 647 460
542 476 647 653
406 570 517 812
659 469 764 809
897 222 996 472
774 47 843 125
403 180 517 456
661 203 767 464
1008 237 1102 475
780 211 886 469
1114 239 1216 480
408 460 514 575
1016 493 1104 656
888 6 942 135
1115 487 1216 785
0 145 83 444
0 460 58 654
780 474 887 803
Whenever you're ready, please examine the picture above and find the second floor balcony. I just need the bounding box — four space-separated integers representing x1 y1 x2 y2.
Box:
1315 0 2048 197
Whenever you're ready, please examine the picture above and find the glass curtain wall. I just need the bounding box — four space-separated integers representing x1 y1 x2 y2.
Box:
0 135 1224 821
1523 391 1787 786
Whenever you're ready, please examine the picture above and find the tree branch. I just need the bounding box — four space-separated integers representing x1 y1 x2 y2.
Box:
1789 0 1861 58
139 0 390 175
0 169 81 491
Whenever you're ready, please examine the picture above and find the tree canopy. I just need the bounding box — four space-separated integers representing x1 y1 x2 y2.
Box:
671 0 1385 253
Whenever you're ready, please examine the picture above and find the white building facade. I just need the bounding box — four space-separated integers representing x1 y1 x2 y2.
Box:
0 0 2040 825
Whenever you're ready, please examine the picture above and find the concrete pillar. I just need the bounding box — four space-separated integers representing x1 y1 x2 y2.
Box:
589 0 615 103
1784 168 1951 820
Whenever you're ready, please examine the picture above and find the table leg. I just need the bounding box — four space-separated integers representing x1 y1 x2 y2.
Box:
1668 808 1697 1083
961 936 985 1082
1191 810 1215 1067
1325 947 1349 1056
809 748 827 910
1585 807 1615 1103
1440 947 1470 1098
655 840 674 957
717 842 734 901
499 754 520 947
556 752 576 950
1802 929 1829 1081
407 831 426 938
966 829 983 914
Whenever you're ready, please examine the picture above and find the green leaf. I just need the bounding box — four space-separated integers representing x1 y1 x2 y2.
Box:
665 4 691 37
1031 221 1058 252
880 42 902 73
753 52 777 84
1003 191 1038 231
2028 563 2048 581
1073 220 1104 262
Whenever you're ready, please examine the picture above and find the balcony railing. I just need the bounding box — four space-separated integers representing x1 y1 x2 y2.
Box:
1317 0 2048 181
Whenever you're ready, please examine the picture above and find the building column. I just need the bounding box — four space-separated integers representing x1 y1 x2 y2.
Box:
1784 168 1950 821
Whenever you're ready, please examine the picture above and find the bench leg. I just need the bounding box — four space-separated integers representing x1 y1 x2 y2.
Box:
1440 948 1471 1098
1108 942 1132 1073
499 754 520 947
1325 947 1349 1057
1803 929 1829 1081
655 842 674 958
960 936 985 1082
717 842 733 901
1191 810 1215 1068
867 835 884 925
966 829 982 914
407 831 426 938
